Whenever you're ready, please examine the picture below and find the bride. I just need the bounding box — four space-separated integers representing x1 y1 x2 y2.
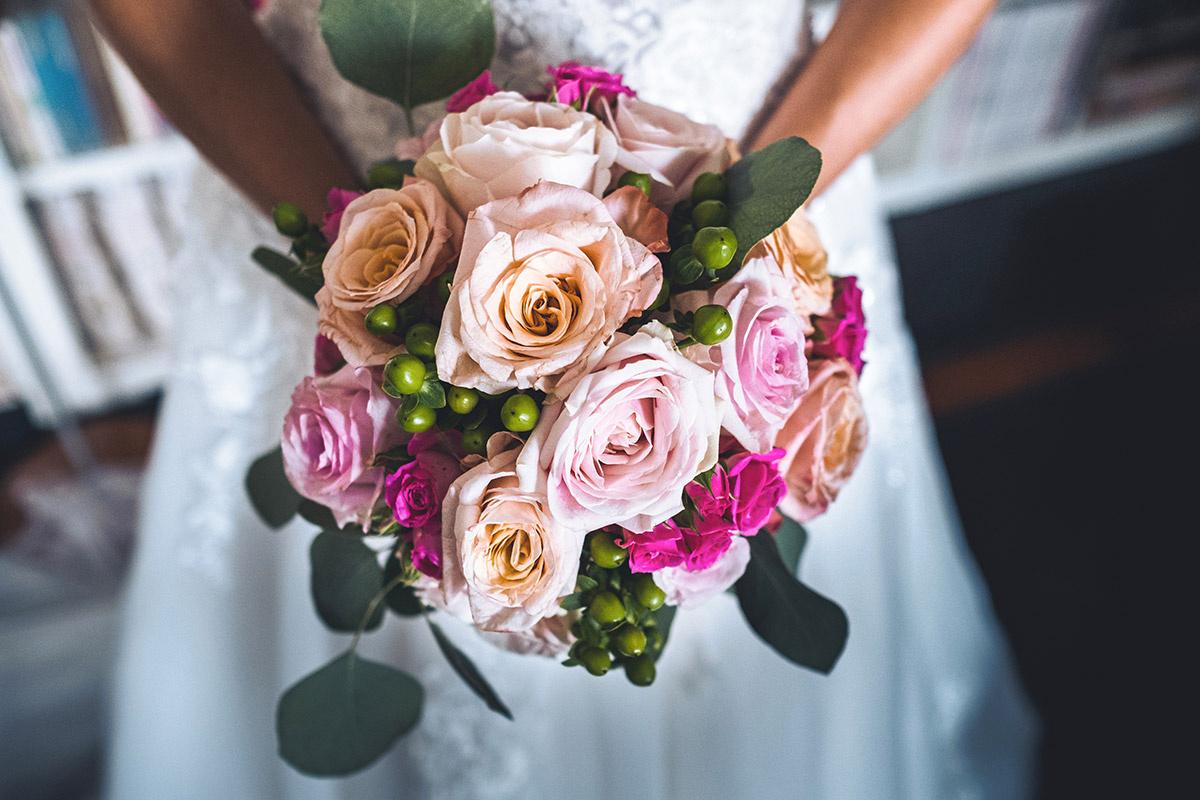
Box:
91 0 1036 797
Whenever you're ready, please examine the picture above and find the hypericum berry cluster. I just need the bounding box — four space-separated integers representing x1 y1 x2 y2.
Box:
560 530 670 687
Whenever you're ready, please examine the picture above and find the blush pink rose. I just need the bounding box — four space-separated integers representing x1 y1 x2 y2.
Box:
280 365 400 531
436 181 663 394
652 535 750 608
446 69 499 113
747 210 833 331
321 188 363 242
675 257 809 453
415 91 618 215
547 61 635 107
811 276 868 375
776 358 868 522
394 118 443 161
726 448 788 533
315 287 401 367
481 613 576 657
517 322 721 532
603 94 731 206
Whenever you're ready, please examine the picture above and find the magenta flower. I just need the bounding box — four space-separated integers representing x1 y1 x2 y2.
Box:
320 187 364 242
313 334 344 376
685 467 732 520
678 519 734 572
620 522 685 573
410 524 443 579
384 436 461 530
445 69 499 113
726 448 788 533
811 276 867 375
546 61 635 107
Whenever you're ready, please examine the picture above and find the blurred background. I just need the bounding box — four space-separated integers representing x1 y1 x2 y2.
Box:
1 0 1197 797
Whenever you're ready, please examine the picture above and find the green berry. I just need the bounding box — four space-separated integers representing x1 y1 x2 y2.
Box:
436 271 455 304
624 654 657 687
447 386 479 415
589 532 628 569
588 591 626 628
579 646 612 677
404 322 438 360
271 202 307 238
501 394 539 433
384 354 426 396
399 403 437 433
367 160 410 189
462 425 490 456
617 171 653 198
691 199 729 229
692 226 738 270
611 625 647 658
632 574 666 610
690 171 727 204
364 304 398 336
692 304 733 346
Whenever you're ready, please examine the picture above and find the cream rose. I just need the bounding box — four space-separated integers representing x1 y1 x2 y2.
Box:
414 91 618 215
746 209 833 329
322 181 463 312
436 181 663 394
516 322 721 533
440 443 586 633
604 94 731 207
480 613 576 657
776 358 868 522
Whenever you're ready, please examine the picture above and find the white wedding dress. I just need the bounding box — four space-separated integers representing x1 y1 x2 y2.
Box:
104 1 1037 798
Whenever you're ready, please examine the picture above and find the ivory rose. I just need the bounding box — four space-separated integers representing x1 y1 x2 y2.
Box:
517 322 721 533
652 536 750 608
280 365 400 531
440 443 586 632
415 91 618 215
321 181 463 312
746 209 833 329
675 258 809 453
604 94 730 206
776 358 868 522
436 181 664 394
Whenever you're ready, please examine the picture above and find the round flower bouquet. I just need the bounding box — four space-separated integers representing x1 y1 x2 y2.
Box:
245 0 868 776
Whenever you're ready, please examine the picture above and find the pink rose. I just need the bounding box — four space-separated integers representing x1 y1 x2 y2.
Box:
315 287 400 367
313 334 344 376
811 276 868 375
481 613 576 657
436 182 663 394
385 435 461 530
603 94 731 206
726 448 787 533
320 187 363 242
446 69 499 113
776 358 868 522
280 365 400 531
619 521 685 573
394 118 443 161
746 209 833 330
652 536 750 608
517 322 721 533
547 61 635 108
440 443 586 632
675 257 809 453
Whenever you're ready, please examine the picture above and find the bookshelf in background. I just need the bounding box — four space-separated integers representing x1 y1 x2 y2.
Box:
0 0 195 424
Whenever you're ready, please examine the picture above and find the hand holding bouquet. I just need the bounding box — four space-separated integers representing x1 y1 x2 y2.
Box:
245 0 867 776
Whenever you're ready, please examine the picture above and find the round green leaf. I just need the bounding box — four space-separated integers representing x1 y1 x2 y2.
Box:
724 137 822 265
246 446 301 528
319 0 496 110
310 532 385 632
277 651 423 776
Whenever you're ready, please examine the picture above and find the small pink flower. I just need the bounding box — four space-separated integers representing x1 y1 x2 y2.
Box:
678 520 734 572
726 448 788 533
446 69 499 113
313 334 344 376
411 524 443 579
384 441 460 530
811 276 867 375
547 61 634 107
620 522 685 573
685 468 731 520
320 187 364 241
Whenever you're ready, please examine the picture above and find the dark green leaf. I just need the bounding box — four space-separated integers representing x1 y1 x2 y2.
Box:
774 517 809 574
648 603 676 662
383 552 424 616
310 532 385 632
575 575 599 593
320 0 496 110
417 379 447 409
246 447 301 529
427 619 513 720
277 651 423 776
724 137 822 265
559 592 585 611
297 499 341 531
735 531 847 674
251 246 321 304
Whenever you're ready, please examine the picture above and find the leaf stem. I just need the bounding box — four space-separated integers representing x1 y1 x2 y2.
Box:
350 573 408 653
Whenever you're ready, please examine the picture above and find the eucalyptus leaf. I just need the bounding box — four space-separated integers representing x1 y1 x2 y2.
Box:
310 532 386 632
735 532 848 674
246 447 301 529
383 553 425 616
724 137 822 264
320 0 496 110
428 619 513 720
277 651 423 776
559 593 585 611
774 517 809 575
251 246 322 304
297 499 343 532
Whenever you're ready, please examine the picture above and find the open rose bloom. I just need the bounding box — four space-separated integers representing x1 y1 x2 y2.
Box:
250 57 869 768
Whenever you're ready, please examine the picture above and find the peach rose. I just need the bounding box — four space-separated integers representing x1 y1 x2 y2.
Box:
436 181 663 395
414 91 618 215
440 442 586 633
747 209 833 330
315 287 399 367
480 613 576 657
776 358 868 522
604 95 731 206
321 181 463 312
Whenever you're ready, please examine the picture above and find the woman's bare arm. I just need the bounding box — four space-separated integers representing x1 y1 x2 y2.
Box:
87 0 359 219
750 0 995 197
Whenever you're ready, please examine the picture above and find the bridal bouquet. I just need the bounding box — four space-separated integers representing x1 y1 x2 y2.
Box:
244 0 867 777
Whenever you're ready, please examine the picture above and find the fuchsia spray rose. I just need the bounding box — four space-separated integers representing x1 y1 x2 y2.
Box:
320 187 364 241
811 276 867 375
445 69 499 112
313 334 344 376
384 432 463 579
547 61 635 107
726 448 788 533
